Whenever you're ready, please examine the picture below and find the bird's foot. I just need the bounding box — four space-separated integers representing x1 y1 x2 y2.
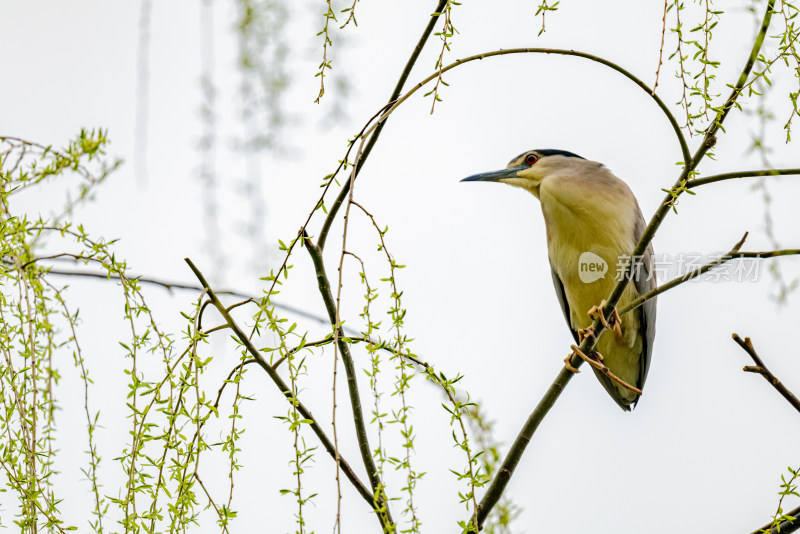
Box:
588 300 624 343
563 354 580 373
571 346 642 395
587 300 612 329
578 326 596 343
565 346 605 373
570 345 600 370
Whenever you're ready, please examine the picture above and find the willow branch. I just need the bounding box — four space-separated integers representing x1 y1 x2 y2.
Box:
317 0 449 251
469 1 777 529
687 168 800 189
302 235 395 530
271 337 340 371
183 258 388 529
733 334 800 414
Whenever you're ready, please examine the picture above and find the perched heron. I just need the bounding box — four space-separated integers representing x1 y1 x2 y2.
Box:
462 149 656 410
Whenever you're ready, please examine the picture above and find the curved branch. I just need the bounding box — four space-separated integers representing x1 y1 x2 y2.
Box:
618 223 799 316
322 44 692 252
381 47 690 165
687 168 800 189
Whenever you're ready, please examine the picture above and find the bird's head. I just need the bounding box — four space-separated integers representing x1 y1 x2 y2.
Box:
461 149 585 198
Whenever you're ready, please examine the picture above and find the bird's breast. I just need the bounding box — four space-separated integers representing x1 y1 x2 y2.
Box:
540 173 642 329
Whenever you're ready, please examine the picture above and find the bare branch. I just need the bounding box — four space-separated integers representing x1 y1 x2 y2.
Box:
732 334 800 414
40 265 335 327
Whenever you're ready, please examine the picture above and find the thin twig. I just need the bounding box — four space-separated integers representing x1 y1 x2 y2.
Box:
41 279 104 529
653 0 668 93
732 334 800 414
40 266 334 326
348 199 429 529
193 472 231 534
673 0 692 131
686 168 800 189
621 247 800 316
212 358 256 411
331 139 362 534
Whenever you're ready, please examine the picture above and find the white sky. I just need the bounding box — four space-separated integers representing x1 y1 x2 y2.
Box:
2 0 799 532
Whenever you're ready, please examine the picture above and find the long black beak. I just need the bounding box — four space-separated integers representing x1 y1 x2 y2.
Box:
460 164 525 182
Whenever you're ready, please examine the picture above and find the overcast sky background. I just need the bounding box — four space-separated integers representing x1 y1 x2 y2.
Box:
2 0 800 532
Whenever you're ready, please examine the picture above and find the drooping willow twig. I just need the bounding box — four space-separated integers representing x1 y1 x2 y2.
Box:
184 258 392 532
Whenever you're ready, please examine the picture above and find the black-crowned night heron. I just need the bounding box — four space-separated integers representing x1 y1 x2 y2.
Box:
462 149 656 411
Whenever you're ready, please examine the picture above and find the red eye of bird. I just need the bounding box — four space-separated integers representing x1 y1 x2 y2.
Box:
525 154 539 165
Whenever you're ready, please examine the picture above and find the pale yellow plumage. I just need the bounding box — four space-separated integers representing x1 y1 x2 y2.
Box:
462 149 657 410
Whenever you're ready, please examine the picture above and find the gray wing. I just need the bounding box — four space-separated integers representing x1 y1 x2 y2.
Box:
549 263 580 344
633 214 657 394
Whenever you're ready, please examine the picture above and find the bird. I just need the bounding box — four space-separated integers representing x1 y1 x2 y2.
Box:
461 149 656 411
